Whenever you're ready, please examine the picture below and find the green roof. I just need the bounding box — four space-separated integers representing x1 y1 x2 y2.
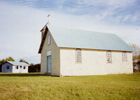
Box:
7 61 28 66
47 25 134 52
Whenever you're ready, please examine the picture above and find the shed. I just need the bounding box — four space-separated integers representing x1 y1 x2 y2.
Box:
2 61 28 73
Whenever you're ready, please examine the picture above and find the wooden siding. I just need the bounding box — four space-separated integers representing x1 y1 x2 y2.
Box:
41 31 60 76
60 48 133 76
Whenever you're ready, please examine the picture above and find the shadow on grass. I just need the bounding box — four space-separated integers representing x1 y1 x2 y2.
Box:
0 73 43 77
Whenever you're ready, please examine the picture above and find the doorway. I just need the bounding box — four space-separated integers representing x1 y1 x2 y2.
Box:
47 56 51 73
20 66 22 73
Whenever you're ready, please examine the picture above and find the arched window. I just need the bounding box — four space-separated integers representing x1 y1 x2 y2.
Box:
76 48 82 63
122 51 127 62
107 50 112 63
48 34 51 45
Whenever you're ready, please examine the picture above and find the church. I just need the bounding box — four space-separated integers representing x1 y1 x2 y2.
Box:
38 23 134 76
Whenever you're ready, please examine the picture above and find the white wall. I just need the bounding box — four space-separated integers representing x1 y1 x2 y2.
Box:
21 66 28 73
60 48 133 76
12 65 28 73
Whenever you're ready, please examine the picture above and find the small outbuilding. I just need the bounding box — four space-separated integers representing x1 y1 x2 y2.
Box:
2 61 28 73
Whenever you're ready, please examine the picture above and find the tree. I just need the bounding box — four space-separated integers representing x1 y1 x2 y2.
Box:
6 57 15 62
19 59 29 64
30 63 34 66
130 43 140 72
0 57 15 64
129 43 140 62
138 54 140 62
0 59 6 64
29 63 40 72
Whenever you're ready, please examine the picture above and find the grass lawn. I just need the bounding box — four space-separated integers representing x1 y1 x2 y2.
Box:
0 72 140 100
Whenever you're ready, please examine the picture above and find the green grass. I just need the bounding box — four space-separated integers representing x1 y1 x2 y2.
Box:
0 72 140 100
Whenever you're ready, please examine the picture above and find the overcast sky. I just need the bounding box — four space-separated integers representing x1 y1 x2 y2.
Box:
0 0 140 64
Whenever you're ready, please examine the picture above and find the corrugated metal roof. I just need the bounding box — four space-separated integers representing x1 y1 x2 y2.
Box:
46 25 134 51
7 61 28 66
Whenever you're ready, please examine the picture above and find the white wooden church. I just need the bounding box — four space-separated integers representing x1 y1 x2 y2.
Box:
38 23 134 76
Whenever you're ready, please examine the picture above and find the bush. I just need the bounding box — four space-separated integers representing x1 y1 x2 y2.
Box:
28 63 40 72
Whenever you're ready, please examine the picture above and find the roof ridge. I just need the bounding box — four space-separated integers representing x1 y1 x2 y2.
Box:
47 25 114 35
7 61 28 65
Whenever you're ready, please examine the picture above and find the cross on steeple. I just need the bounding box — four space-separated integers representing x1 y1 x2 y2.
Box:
47 14 50 21
47 14 51 25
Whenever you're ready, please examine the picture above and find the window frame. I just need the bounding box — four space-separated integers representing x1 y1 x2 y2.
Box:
106 50 112 64
23 66 26 69
75 48 82 63
6 66 9 69
48 34 51 45
16 66 18 69
122 51 127 62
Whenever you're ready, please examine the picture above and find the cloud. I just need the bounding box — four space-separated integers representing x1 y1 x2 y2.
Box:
131 11 140 22
0 1 140 64
76 0 136 7
54 0 138 26
55 0 66 10
123 15 131 22
0 1 48 63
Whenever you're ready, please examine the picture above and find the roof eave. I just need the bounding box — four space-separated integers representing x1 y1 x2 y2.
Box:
2 61 13 65
38 26 48 53
59 47 134 52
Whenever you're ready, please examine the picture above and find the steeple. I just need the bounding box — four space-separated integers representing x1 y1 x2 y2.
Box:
40 14 51 32
40 14 51 42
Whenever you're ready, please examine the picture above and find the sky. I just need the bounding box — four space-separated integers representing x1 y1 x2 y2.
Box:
0 0 140 64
